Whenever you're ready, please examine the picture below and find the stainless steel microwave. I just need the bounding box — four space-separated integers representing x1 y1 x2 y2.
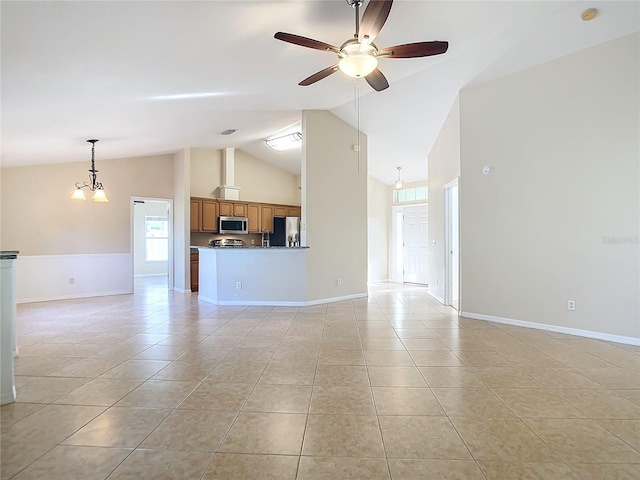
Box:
218 216 248 235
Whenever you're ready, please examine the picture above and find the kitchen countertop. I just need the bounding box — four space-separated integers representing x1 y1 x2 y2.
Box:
199 246 309 250
0 251 19 259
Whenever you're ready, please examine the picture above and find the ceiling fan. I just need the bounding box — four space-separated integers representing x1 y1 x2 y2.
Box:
274 0 448 92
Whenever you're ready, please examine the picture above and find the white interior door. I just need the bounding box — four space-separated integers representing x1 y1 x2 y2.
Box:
403 204 428 285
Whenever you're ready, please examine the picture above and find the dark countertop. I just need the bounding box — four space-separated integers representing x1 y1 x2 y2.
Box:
0 251 19 259
198 246 309 250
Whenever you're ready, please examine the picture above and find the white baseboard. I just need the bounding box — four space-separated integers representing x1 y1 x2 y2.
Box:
198 292 368 307
460 311 640 346
174 287 191 294
305 293 368 306
214 300 307 307
428 291 445 304
367 279 390 285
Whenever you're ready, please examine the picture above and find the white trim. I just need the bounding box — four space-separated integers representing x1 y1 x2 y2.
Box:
174 287 191 294
460 311 640 346
305 293 368 306
444 178 459 307
367 279 390 285
19 290 131 304
198 292 368 307
134 273 169 278
428 290 445 304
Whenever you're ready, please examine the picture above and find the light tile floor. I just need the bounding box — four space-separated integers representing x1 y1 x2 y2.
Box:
1 278 639 479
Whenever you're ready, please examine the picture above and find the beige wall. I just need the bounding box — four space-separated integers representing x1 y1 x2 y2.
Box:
235 150 300 205
459 33 639 338
1 154 174 255
190 147 300 205
368 175 391 283
303 110 368 301
427 96 461 302
190 148 222 198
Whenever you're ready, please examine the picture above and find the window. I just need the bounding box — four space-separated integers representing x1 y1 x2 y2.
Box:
145 215 168 262
393 186 427 203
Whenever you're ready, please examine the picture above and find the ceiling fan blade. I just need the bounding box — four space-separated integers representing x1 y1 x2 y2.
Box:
379 41 449 58
358 0 393 44
365 68 389 92
299 64 340 86
274 32 339 53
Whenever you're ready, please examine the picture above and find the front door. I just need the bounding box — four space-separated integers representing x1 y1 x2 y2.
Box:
403 204 428 284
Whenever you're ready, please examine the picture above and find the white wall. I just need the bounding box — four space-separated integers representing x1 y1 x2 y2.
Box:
173 148 191 293
303 110 368 302
459 33 639 341
427 96 461 303
367 175 390 283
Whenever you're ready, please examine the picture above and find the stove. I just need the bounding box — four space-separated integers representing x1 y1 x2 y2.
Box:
210 238 245 248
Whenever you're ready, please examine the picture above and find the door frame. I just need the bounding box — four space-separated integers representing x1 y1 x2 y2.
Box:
130 196 174 291
443 178 459 307
390 205 404 283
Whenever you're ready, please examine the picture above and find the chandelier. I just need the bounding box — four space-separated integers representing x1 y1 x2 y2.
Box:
71 139 109 202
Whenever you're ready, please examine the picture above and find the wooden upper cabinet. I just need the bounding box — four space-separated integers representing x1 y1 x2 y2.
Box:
274 206 287 217
287 206 301 218
219 201 247 217
260 205 275 233
247 204 261 233
190 199 202 232
233 203 247 217
218 201 233 217
201 200 218 232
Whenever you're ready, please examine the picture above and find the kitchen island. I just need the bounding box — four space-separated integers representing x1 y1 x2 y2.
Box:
198 246 308 306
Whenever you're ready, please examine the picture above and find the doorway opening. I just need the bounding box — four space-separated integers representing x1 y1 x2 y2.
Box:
444 179 459 310
131 197 173 291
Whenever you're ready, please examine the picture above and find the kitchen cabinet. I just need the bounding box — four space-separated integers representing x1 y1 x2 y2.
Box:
219 201 247 217
190 199 201 232
260 205 275 233
191 198 218 232
247 204 261 233
287 206 301 218
201 200 218 232
190 251 199 292
274 206 288 217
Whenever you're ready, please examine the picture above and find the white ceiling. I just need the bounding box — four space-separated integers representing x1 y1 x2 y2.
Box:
2 1 638 185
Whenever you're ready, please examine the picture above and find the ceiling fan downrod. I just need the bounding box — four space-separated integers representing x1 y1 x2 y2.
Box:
347 0 363 38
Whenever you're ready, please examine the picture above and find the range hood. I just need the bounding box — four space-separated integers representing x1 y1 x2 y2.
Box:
218 147 241 200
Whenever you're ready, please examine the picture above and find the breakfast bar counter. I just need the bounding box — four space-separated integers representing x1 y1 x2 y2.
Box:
197 246 308 306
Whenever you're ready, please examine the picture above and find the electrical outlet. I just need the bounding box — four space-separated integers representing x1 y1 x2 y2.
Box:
68 277 75 285
236 282 242 290
251 239 255 245
567 300 576 311
336 278 342 286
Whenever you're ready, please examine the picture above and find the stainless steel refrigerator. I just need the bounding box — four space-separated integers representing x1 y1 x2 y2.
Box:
271 216 300 247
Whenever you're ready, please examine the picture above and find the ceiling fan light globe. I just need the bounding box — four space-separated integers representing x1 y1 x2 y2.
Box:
339 53 378 78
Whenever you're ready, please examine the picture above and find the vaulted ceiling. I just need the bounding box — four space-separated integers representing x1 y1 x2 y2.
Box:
2 1 638 185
